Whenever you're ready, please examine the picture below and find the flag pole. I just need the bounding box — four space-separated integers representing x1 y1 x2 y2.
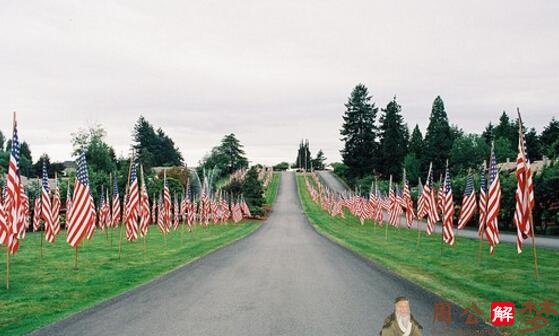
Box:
6 248 10 290
119 154 134 260
140 165 148 254
40 229 44 257
74 246 78 270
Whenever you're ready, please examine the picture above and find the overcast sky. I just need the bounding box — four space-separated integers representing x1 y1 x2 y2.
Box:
1 1 558 166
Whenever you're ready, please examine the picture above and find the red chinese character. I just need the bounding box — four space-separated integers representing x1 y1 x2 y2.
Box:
433 301 453 324
461 303 483 325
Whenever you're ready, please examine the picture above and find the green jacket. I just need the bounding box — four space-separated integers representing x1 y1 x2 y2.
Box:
379 313 423 336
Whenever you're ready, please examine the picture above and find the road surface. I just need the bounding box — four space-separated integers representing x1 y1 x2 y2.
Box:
33 172 490 335
318 170 559 250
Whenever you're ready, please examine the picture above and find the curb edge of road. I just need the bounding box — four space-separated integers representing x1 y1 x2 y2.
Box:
29 218 270 336
294 176 498 335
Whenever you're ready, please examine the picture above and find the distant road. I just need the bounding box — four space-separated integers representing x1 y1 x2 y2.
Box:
317 170 559 250
32 172 491 335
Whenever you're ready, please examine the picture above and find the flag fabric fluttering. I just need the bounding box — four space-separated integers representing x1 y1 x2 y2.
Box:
425 163 440 235
139 165 150 238
457 173 477 230
441 163 455 245
3 114 23 254
485 145 501 254
32 192 41 232
163 171 172 230
66 152 96 248
65 179 73 231
41 160 55 243
51 174 61 236
478 166 487 237
514 113 535 254
111 176 121 228
125 163 139 241
402 171 415 229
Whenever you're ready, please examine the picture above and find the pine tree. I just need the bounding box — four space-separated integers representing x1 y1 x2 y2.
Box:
312 149 326 170
218 133 248 175
541 118 559 158
241 166 264 211
408 124 424 161
377 97 407 180
424 96 453 176
340 84 378 179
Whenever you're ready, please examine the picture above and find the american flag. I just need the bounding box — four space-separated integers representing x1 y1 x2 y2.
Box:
173 193 180 229
188 195 197 229
156 193 164 233
513 113 535 254
139 165 150 238
416 178 427 220
441 163 455 245
111 176 121 228
220 192 230 223
98 189 107 231
66 152 96 248
3 114 23 253
163 171 172 230
20 189 30 239
231 200 243 223
478 166 487 237
240 196 251 218
425 163 440 235
33 191 41 232
125 163 139 241
0 192 8 246
402 172 415 229
388 181 402 227
41 160 55 243
211 197 220 224
180 189 187 223
151 193 157 225
51 174 61 236
485 145 501 254
103 188 112 229
457 174 477 229
65 179 73 230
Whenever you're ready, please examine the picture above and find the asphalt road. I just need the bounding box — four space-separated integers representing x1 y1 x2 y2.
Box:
33 172 491 336
318 170 559 251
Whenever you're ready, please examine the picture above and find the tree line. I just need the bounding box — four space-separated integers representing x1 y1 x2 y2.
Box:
334 83 559 234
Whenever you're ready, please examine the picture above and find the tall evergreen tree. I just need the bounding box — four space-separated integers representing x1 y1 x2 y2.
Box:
377 97 407 180
340 84 378 179
133 116 183 169
423 96 453 175
541 118 559 158
294 139 312 170
408 124 424 160
312 149 326 170
482 122 494 145
218 133 248 175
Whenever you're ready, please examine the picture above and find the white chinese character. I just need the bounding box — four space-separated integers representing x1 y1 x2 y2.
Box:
492 306 513 322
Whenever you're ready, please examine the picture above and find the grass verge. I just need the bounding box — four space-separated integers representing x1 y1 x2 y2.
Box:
296 174 558 335
264 172 281 206
0 221 260 336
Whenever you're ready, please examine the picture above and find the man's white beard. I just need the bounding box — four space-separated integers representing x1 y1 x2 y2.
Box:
396 313 412 336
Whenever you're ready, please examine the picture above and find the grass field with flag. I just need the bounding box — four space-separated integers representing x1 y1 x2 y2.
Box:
0 221 260 336
296 174 559 335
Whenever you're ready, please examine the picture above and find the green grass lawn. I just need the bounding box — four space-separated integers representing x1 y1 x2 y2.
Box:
296 174 559 335
0 221 260 336
264 172 280 205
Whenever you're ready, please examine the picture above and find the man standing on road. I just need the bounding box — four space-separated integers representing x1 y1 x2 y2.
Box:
379 296 423 336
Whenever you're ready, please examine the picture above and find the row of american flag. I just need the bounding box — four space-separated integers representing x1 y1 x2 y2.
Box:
305 111 536 256
0 114 261 260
